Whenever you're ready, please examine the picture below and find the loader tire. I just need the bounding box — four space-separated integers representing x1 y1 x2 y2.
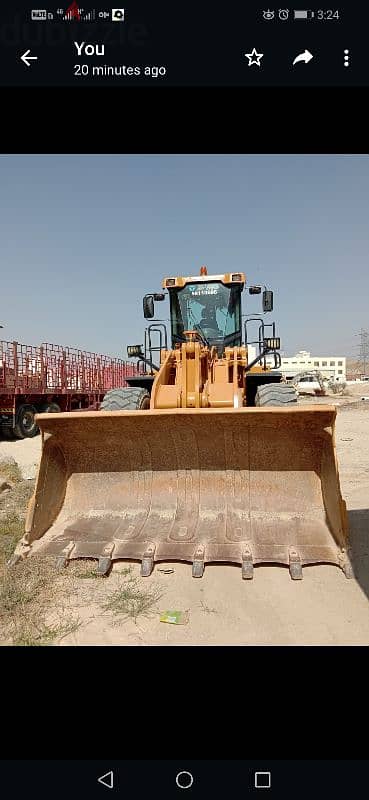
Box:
100 387 151 411
255 384 298 407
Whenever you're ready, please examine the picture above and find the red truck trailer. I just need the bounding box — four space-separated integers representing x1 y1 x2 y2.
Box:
0 340 141 439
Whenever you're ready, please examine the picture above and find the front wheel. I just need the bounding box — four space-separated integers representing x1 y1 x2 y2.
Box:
255 384 298 407
100 387 151 411
14 404 39 438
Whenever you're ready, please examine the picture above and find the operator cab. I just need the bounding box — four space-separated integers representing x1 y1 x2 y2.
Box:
139 267 276 363
165 268 244 355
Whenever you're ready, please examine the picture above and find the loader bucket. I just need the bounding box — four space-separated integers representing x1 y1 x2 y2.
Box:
14 406 351 578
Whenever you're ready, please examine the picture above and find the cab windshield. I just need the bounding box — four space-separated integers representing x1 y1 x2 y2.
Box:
170 281 242 345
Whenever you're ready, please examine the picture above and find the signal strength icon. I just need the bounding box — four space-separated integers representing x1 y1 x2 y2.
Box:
64 1 80 19
63 3 96 19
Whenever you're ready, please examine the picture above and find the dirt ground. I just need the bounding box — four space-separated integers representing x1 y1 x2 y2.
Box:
1 385 369 646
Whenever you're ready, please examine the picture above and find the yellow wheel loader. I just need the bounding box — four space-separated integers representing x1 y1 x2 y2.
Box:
11 267 352 580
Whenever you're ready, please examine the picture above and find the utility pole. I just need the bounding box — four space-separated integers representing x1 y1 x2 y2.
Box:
355 328 369 377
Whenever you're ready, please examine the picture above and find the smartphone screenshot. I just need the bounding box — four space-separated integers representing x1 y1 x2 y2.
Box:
0 0 368 654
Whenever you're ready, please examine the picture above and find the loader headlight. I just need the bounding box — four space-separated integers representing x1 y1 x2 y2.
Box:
127 344 143 357
263 337 280 351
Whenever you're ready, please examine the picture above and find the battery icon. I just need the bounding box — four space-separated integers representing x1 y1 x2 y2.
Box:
31 9 47 19
294 10 308 19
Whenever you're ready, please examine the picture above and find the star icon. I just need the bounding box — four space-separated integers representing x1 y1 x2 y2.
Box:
244 47 264 66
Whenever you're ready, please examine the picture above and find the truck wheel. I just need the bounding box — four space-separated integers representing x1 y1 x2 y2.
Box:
100 387 150 411
40 402 61 414
255 384 298 407
14 404 39 439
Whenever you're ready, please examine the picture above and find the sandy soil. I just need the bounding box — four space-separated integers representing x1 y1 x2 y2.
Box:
1 386 369 646
0 436 42 481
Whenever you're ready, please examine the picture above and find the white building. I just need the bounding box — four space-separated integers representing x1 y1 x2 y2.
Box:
271 350 346 382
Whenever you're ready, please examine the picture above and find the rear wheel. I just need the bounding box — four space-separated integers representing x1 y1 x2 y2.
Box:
100 387 151 411
255 384 298 407
14 404 39 439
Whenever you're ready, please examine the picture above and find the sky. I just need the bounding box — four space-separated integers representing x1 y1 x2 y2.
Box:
0 155 368 360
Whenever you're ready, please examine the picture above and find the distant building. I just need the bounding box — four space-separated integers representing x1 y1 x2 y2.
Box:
266 350 346 382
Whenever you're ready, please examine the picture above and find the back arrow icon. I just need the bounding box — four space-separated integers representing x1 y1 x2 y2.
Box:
98 771 114 789
21 49 38 67
292 49 313 66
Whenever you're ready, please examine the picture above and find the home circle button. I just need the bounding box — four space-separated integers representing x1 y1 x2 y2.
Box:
176 771 194 789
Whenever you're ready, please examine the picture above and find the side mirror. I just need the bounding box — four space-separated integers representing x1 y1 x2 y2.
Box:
143 293 165 319
262 290 273 312
143 295 155 319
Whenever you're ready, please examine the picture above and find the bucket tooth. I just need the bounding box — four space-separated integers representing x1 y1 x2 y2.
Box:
55 541 75 571
97 557 112 576
7 542 31 567
241 543 254 580
97 543 115 576
342 561 354 580
7 553 22 567
192 546 205 578
339 550 354 579
141 544 156 577
289 548 303 580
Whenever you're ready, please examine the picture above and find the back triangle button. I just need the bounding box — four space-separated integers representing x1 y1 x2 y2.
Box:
98 771 114 789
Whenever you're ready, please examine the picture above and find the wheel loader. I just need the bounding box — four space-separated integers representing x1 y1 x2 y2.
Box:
11 266 352 580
